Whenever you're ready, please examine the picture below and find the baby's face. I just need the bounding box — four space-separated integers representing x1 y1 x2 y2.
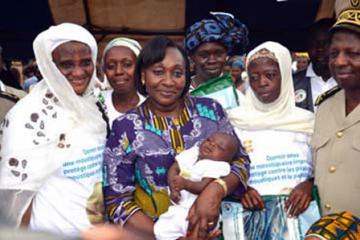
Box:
199 133 236 162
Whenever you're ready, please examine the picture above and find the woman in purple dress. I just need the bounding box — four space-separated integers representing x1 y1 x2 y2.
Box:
103 36 250 239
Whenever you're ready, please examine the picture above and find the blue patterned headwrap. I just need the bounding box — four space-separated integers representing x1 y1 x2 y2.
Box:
185 12 249 54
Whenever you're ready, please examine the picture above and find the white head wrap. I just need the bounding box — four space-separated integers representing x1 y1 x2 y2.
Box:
102 37 141 64
229 41 314 134
33 23 104 128
100 37 142 90
0 23 106 226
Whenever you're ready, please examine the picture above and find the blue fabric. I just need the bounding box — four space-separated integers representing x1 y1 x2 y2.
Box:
241 196 320 240
232 59 245 70
23 76 39 90
185 12 248 54
243 197 289 240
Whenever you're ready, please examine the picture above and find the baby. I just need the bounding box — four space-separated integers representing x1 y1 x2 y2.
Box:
154 132 239 240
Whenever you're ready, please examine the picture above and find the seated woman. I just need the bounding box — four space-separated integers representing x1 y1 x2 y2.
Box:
101 37 145 126
0 23 107 237
103 36 250 239
229 41 316 239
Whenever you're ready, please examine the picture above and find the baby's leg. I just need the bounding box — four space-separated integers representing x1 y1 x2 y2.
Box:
154 205 188 240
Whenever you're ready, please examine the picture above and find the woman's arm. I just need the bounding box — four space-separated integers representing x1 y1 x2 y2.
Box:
186 158 250 240
186 176 231 240
173 177 214 195
186 100 251 240
214 100 251 196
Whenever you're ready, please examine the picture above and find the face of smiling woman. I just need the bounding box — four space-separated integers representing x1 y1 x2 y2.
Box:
103 46 137 94
52 41 94 95
142 47 186 113
191 42 227 84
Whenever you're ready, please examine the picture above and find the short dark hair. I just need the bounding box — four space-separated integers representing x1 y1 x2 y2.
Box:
308 18 336 44
134 36 191 96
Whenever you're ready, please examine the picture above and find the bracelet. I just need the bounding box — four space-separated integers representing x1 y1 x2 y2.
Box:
213 178 228 196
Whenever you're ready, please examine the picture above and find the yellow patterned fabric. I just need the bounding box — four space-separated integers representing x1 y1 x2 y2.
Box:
306 212 360 240
332 9 360 33
134 184 170 219
247 48 278 68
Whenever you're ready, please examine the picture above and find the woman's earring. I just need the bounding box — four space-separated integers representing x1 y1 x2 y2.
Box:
141 79 145 85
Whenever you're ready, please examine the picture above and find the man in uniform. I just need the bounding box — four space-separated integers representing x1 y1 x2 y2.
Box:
0 78 26 121
0 90 18 121
312 8 360 217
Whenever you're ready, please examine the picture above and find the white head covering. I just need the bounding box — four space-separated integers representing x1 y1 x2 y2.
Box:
229 41 314 134
100 37 142 90
0 23 106 226
33 23 104 130
102 37 141 64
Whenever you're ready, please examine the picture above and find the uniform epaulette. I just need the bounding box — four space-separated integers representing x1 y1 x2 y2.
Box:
0 91 20 103
315 86 341 106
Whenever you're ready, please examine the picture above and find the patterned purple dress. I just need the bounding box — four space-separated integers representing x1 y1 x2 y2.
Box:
103 96 250 225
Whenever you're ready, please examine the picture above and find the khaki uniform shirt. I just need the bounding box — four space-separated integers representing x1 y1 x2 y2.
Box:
0 91 18 121
0 80 26 99
312 90 360 216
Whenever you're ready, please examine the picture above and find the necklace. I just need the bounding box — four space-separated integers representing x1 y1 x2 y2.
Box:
145 99 184 119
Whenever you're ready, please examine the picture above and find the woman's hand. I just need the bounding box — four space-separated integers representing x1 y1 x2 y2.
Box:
285 179 313 217
186 181 224 240
240 186 265 210
186 227 222 240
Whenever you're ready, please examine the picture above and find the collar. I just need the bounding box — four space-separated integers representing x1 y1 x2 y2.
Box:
191 72 224 89
305 63 318 78
306 63 336 83
0 80 6 92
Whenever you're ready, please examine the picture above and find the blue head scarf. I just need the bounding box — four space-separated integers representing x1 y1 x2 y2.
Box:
232 59 245 70
185 12 249 54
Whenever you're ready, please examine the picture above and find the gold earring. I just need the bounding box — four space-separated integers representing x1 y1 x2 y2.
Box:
141 79 145 85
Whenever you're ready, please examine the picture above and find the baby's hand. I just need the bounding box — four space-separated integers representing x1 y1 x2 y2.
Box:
171 175 187 191
170 189 181 203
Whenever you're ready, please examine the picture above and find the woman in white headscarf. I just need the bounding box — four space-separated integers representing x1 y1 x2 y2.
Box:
100 37 145 126
228 42 317 239
0 23 107 237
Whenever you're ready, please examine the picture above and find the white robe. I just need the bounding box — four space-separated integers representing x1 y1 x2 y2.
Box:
0 23 106 236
